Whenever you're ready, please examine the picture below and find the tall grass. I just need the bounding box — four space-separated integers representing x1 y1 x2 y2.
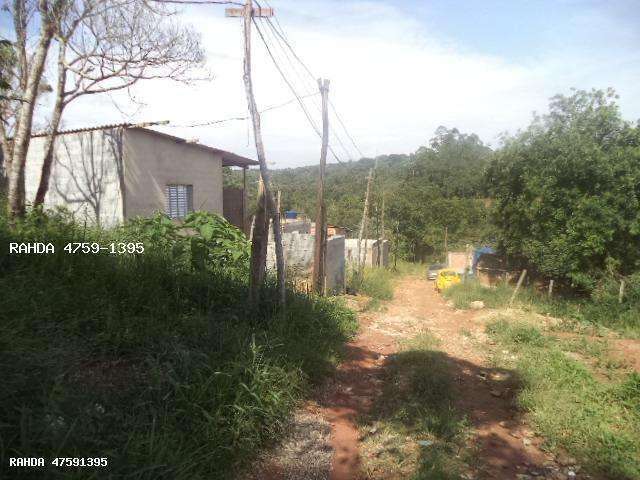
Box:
487 318 640 479
444 279 640 337
0 210 357 479
347 266 395 300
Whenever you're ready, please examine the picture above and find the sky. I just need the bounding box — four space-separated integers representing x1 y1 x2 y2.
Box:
6 0 640 168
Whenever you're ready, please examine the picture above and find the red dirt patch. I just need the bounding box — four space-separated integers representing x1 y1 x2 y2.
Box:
322 276 593 480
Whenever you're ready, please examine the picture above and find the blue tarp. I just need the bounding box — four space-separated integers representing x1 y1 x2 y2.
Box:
472 246 496 272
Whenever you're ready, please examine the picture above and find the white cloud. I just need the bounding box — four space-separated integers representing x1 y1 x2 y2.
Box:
59 0 640 167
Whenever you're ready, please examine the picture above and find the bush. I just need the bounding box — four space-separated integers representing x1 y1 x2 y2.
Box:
0 210 357 479
487 89 640 290
443 278 640 337
117 211 250 272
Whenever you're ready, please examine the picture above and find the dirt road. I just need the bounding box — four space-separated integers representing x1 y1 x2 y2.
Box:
322 275 576 480
247 274 586 479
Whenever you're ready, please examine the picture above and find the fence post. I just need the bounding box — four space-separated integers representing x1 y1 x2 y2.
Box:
509 269 527 307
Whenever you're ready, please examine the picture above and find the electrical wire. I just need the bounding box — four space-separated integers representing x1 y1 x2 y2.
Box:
252 16 346 164
255 12 356 161
258 9 366 158
167 92 319 128
148 0 244 5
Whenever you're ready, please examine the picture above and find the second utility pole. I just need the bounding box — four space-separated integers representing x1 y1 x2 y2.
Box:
313 78 330 295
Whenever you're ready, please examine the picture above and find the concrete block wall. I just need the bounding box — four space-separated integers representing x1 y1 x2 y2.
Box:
282 219 311 234
345 238 389 267
25 129 124 228
267 232 345 294
326 235 345 295
447 249 473 274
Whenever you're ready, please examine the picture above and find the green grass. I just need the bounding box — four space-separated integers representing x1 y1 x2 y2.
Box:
347 266 395 301
443 280 513 309
359 332 474 480
443 279 640 337
391 260 426 277
486 317 640 479
0 211 358 479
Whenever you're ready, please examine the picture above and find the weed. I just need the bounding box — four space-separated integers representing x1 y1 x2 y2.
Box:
445 279 640 338
487 317 640 479
360 332 474 480
347 266 394 301
0 211 357 479
443 280 512 309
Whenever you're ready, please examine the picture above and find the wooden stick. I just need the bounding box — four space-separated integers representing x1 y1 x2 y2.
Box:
619 280 625 304
357 166 374 273
509 269 527 307
548 279 554 298
249 178 268 303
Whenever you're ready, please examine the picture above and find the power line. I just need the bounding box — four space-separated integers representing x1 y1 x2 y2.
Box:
252 16 346 164
148 0 244 5
259 12 366 159
254 3 353 159
252 3 355 161
257 17 355 162
167 92 319 128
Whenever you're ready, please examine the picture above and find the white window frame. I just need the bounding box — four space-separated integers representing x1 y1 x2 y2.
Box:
165 184 194 219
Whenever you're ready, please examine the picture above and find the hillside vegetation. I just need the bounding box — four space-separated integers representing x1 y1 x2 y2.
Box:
229 126 494 262
231 89 640 330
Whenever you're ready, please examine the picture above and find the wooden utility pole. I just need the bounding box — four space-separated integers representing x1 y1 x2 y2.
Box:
357 167 375 273
250 177 268 295
313 78 330 295
227 1 285 307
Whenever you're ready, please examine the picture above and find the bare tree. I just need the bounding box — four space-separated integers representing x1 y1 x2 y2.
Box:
0 0 204 219
1 0 62 219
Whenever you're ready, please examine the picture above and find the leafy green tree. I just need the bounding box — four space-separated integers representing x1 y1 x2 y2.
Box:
232 128 493 261
389 127 494 261
487 88 640 290
0 39 14 92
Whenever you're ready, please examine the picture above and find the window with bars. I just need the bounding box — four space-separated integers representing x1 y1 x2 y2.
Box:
165 184 193 219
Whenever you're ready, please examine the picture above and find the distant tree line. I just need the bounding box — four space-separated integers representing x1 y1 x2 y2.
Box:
234 88 640 292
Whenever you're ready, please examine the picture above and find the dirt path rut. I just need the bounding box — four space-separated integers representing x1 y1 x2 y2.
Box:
322 275 579 480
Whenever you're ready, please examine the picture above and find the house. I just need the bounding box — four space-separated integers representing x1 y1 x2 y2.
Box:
24 123 258 229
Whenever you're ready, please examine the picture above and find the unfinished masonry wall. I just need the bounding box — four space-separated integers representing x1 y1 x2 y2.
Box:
267 232 345 294
345 239 389 267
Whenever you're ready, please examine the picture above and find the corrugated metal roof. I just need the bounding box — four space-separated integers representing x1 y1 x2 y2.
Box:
31 122 137 137
31 121 258 168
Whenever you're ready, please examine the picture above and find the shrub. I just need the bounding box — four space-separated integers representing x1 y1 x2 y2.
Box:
118 211 250 272
443 280 512 309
